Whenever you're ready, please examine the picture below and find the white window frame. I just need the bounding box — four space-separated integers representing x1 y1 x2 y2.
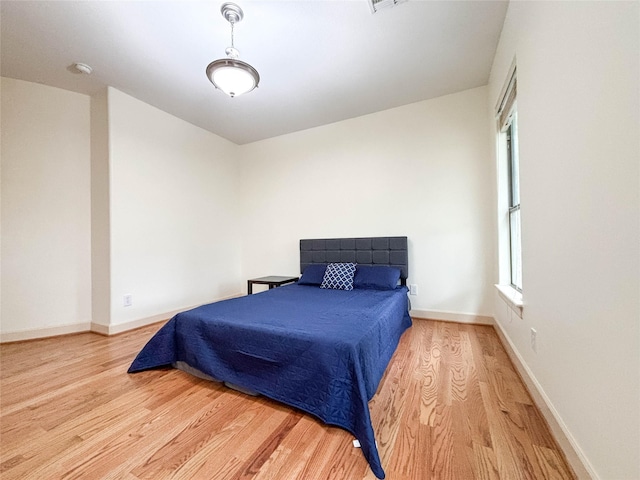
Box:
495 66 523 314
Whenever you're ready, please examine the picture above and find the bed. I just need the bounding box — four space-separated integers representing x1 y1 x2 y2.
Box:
128 236 411 479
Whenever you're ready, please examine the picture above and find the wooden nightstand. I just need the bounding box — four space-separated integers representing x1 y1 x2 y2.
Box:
247 275 299 294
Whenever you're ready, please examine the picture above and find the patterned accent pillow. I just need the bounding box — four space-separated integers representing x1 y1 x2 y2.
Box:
320 262 357 290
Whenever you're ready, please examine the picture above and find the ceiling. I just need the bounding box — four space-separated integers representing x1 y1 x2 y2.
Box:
1 0 508 145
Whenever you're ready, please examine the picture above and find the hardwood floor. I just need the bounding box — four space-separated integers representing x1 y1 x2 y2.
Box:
0 319 575 479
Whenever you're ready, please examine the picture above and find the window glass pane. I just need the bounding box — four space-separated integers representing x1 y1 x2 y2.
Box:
510 112 520 206
510 206 522 290
507 109 522 291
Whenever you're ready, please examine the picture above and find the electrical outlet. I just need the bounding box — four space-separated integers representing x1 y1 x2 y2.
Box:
123 294 133 307
409 284 418 296
530 328 537 352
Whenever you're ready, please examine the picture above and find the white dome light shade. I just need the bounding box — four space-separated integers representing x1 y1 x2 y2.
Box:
206 58 259 98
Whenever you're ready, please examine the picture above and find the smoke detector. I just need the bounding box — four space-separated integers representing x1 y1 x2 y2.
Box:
73 63 93 75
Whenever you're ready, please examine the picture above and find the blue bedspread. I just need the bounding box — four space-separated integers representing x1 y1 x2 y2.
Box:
128 283 412 478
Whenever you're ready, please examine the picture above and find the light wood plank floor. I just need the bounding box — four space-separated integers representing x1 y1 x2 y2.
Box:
0 319 575 479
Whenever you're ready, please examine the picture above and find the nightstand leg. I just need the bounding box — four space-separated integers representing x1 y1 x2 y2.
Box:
247 281 253 294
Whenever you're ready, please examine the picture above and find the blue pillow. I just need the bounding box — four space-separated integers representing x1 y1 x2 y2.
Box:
298 264 327 285
353 265 401 290
320 263 356 290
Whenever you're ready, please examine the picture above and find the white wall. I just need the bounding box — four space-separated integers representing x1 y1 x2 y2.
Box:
239 86 495 319
106 88 242 330
489 2 639 479
1 82 244 338
0 77 92 339
90 88 111 330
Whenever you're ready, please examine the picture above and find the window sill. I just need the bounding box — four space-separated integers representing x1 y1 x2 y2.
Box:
494 284 523 317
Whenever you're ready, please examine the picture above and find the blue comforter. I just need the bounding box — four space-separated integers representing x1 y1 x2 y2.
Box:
128 283 412 478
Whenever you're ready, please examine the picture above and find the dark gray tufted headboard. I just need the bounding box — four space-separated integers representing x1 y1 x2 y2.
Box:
300 237 409 285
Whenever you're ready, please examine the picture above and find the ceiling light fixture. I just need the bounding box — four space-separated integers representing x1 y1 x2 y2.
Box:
206 2 260 98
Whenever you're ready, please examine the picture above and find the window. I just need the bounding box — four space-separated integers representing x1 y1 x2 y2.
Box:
506 112 522 291
497 69 522 292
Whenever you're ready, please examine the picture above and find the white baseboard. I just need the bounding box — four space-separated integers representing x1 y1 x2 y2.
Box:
2 293 245 342
92 292 245 336
0 322 92 343
90 305 199 336
410 309 494 325
493 320 596 480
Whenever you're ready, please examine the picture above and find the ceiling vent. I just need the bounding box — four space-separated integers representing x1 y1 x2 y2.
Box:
368 0 407 14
